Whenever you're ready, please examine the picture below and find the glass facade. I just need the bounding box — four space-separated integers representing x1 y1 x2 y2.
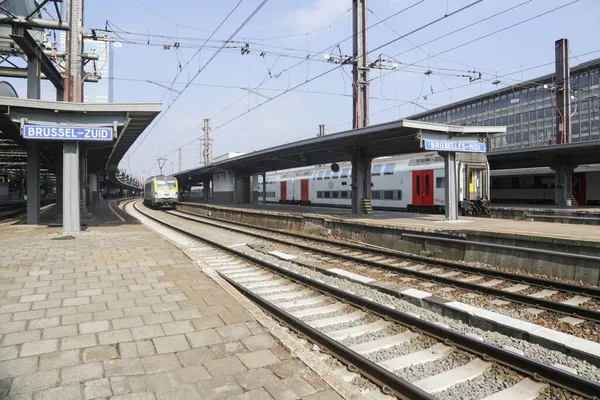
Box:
59 33 114 103
413 61 600 152
83 38 113 104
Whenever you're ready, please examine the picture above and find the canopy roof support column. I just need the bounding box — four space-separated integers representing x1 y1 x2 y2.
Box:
351 148 371 214
444 152 459 221
63 143 80 233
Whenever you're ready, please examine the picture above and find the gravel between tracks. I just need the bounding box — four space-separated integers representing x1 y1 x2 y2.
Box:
147 207 600 382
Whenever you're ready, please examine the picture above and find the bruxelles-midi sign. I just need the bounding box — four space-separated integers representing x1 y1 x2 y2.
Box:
22 124 114 142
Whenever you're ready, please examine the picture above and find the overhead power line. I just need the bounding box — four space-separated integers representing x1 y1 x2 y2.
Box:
131 0 349 41
153 0 482 164
375 0 579 84
127 0 270 159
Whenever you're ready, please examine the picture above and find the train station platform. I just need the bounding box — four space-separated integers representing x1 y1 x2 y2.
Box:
176 202 600 286
0 200 344 399
490 204 600 224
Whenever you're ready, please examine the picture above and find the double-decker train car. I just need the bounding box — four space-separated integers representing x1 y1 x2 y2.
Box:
490 164 600 205
143 175 178 209
256 152 491 215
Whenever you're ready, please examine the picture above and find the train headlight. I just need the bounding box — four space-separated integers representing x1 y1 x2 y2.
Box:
154 193 158 198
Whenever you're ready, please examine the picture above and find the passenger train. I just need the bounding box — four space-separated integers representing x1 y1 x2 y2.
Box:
143 175 179 209
490 165 600 205
256 152 491 215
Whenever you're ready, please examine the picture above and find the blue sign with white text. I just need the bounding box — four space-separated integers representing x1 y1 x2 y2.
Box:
23 125 114 142
424 139 486 153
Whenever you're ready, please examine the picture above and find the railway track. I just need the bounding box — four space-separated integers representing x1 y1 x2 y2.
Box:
168 209 600 329
0 201 55 222
130 201 600 400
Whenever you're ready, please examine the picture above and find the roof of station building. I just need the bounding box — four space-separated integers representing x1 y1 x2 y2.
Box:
174 119 505 184
488 140 600 169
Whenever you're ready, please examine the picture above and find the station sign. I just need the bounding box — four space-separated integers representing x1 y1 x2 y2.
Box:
22 124 114 142
424 139 486 153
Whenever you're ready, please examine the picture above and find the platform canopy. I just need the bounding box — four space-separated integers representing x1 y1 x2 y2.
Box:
488 140 600 169
175 119 505 184
0 96 161 174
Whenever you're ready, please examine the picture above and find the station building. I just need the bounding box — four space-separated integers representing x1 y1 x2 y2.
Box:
410 58 600 150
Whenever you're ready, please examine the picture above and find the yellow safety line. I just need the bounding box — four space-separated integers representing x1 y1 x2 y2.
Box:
40 203 55 215
108 201 126 222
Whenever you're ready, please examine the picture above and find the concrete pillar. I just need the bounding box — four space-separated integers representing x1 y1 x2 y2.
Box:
80 152 88 215
554 160 574 206
56 151 63 219
203 178 210 202
26 142 40 224
89 173 98 207
262 172 267 205
63 142 80 233
351 149 371 214
444 152 459 221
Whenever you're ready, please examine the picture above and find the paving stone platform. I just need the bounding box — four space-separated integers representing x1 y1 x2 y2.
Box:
0 222 342 399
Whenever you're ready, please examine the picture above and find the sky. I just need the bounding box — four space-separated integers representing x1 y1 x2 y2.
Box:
5 0 600 179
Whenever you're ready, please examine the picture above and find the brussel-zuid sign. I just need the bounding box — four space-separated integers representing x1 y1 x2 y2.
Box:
22 124 114 141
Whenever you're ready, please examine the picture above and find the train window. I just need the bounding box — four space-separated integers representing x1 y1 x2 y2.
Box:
317 191 323 198
316 171 324 180
383 163 395 175
372 191 381 200
396 190 402 200
384 191 394 200
324 191 331 199
332 170 340 179
341 168 350 178
416 175 421 195
332 191 339 198
425 175 430 195
341 191 348 199
324 171 331 179
371 165 382 176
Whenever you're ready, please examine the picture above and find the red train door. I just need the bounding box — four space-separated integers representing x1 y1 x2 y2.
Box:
300 179 309 202
280 182 287 201
412 171 423 206
572 172 586 205
422 170 434 206
412 170 434 206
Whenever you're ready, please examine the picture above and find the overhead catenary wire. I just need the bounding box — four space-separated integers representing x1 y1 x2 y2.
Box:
131 0 349 42
127 0 270 159
153 0 481 163
373 0 579 85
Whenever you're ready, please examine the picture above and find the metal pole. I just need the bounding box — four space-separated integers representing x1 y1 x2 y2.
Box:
352 0 369 129
178 148 182 172
318 124 325 137
63 0 84 233
202 118 211 166
444 152 459 221
555 38 571 144
26 53 41 224
262 172 266 205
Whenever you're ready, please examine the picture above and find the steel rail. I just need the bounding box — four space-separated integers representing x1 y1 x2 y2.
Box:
175 207 600 298
134 202 434 399
134 202 600 399
219 273 436 400
169 209 600 323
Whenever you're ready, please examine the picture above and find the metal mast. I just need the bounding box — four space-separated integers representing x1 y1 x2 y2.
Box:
555 38 571 144
202 118 211 166
63 0 84 233
352 0 369 129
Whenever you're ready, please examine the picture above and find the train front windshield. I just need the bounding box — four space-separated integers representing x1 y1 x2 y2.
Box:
156 179 177 189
